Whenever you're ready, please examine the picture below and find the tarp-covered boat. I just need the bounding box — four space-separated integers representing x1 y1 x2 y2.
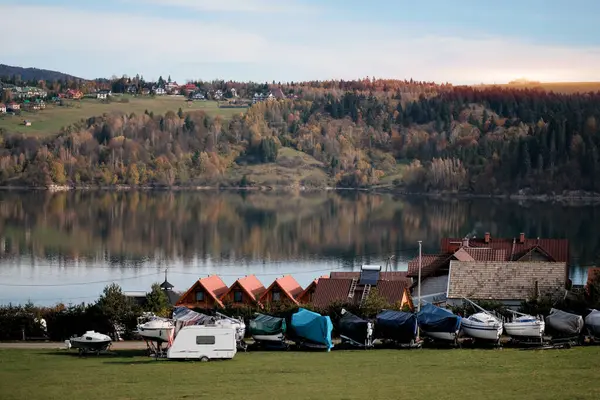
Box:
375 309 417 344
545 308 584 338
172 306 215 334
249 313 287 348
417 303 461 342
338 309 373 348
585 309 600 339
289 308 333 350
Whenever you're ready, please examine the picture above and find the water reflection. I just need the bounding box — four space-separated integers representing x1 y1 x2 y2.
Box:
0 191 598 304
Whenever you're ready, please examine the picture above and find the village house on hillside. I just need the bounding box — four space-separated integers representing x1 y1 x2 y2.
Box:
96 89 112 99
221 275 265 307
446 261 567 308
176 275 228 309
407 233 569 304
259 275 303 305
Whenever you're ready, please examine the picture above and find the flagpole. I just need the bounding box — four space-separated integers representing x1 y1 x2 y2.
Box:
416 240 422 341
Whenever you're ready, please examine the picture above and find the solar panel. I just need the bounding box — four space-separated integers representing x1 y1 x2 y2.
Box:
359 269 380 285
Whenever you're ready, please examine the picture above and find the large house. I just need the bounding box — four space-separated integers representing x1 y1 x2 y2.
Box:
97 89 112 99
176 275 228 309
446 261 567 308
153 87 166 95
259 275 303 305
221 275 265 307
311 266 413 310
408 233 569 304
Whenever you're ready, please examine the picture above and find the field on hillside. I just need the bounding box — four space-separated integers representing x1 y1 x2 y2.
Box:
0 96 247 136
475 82 600 94
0 348 598 400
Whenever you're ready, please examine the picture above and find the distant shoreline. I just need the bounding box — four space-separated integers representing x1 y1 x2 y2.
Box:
1 184 600 204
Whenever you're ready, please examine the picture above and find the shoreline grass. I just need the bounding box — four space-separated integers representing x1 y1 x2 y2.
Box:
0 347 599 400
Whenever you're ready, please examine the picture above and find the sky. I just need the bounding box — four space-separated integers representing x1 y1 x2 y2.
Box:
1 0 600 84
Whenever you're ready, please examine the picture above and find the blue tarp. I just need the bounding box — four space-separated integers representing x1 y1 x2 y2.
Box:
290 308 333 350
375 310 417 343
417 303 461 333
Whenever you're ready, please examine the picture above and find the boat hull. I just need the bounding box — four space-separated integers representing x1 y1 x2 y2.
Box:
70 339 112 351
505 321 544 339
252 333 285 343
138 327 174 343
461 322 503 341
421 330 458 342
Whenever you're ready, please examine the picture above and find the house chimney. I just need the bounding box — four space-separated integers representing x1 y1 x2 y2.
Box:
484 232 490 244
462 237 469 248
519 233 525 244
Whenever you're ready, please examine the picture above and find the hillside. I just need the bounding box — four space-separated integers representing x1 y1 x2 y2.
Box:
473 81 600 95
0 64 84 82
1 79 600 195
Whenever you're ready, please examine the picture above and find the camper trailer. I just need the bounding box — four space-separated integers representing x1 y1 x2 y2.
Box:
167 325 237 361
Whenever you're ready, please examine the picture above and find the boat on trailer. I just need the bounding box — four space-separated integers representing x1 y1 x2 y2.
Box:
214 312 248 351
504 310 545 344
249 313 288 349
136 313 175 357
337 309 373 348
375 309 419 347
67 331 112 355
417 302 461 344
585 309 600 342
460 299 503 344
289 308 333 351
545 308 584 346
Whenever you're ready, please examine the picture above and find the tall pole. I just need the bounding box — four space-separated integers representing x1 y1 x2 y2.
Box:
417 241 422 312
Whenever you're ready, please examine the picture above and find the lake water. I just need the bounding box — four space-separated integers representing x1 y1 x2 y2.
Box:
0 191 597 305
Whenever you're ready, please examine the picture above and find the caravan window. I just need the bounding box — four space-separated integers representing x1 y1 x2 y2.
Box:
233 290 243 303
196 336 216 345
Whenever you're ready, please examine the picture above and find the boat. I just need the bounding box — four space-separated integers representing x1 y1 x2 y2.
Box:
68 331 112 354
417 302 461 343
504 310 545 342
289 308 333 351
460 299 503 343
545 308 584 343
585 309 600 341
214 312 248 351
249 313 288 349
337 309 373 348
375 309 418 346
137 314 174 344
172 306 216 334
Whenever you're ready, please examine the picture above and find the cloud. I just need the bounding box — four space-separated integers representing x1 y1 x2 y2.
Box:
2 4 600 84
131 0 319 14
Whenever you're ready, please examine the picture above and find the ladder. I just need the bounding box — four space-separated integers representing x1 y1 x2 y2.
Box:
360 284 371 306
348 278 358 298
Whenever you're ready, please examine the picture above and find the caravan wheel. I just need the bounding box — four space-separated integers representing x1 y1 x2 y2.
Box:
199 356 210 362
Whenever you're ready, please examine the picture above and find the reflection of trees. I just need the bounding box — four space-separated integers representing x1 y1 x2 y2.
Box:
0 191 599 266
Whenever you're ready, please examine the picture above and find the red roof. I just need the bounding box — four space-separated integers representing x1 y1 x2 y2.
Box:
441 236 569 262
177 275 228 307
330 271 408 281
407 254 454 278
297 275 328 303
311 278 412 309
259 275 303 305
222 275 265 302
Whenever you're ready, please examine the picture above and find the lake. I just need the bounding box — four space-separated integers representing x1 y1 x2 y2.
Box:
0 190 597 305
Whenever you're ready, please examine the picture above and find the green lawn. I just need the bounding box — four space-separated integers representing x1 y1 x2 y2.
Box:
0 96 247 136
1 348 599 400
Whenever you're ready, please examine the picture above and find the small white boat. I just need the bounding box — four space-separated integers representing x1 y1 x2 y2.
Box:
68 331 112 353
137 318 174 344
504 311 544 340
461 312 504 342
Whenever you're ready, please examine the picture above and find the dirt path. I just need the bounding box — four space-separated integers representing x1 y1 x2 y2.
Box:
0 341 148 350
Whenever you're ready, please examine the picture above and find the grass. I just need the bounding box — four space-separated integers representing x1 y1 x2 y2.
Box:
0 96 247 137
1 348 599 400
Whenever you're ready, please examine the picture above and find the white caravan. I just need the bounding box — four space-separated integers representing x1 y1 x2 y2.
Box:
167 325 237 361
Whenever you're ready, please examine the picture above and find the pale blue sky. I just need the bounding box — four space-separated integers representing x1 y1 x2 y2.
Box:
1 0 599 83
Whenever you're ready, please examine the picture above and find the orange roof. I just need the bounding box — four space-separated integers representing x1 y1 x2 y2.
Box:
260 275 303 305
222 275 265 302
297 275 328 302
176 275 228 307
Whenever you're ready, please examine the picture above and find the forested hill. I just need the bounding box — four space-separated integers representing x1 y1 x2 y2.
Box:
0 64 83 82
1 79 600 195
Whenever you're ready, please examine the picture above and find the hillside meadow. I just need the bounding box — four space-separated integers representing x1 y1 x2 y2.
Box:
0 348 599 400
0 96 246 136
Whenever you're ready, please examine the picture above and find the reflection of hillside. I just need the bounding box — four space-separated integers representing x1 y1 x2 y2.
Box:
0 192 600 266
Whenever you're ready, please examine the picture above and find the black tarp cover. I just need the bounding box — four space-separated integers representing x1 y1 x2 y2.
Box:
375 310 417 343
545 308 584 336
584 309 600 337
338 311 369 344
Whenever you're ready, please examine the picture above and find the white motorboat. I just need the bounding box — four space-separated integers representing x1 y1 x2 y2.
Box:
504 311 545 340
68 331 112 353
461 312 504 342
137 317 174 344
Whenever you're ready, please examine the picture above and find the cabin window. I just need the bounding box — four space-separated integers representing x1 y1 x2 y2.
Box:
234 290 243 303
272 290 281 302
196 336 215 345
195 291 205 302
